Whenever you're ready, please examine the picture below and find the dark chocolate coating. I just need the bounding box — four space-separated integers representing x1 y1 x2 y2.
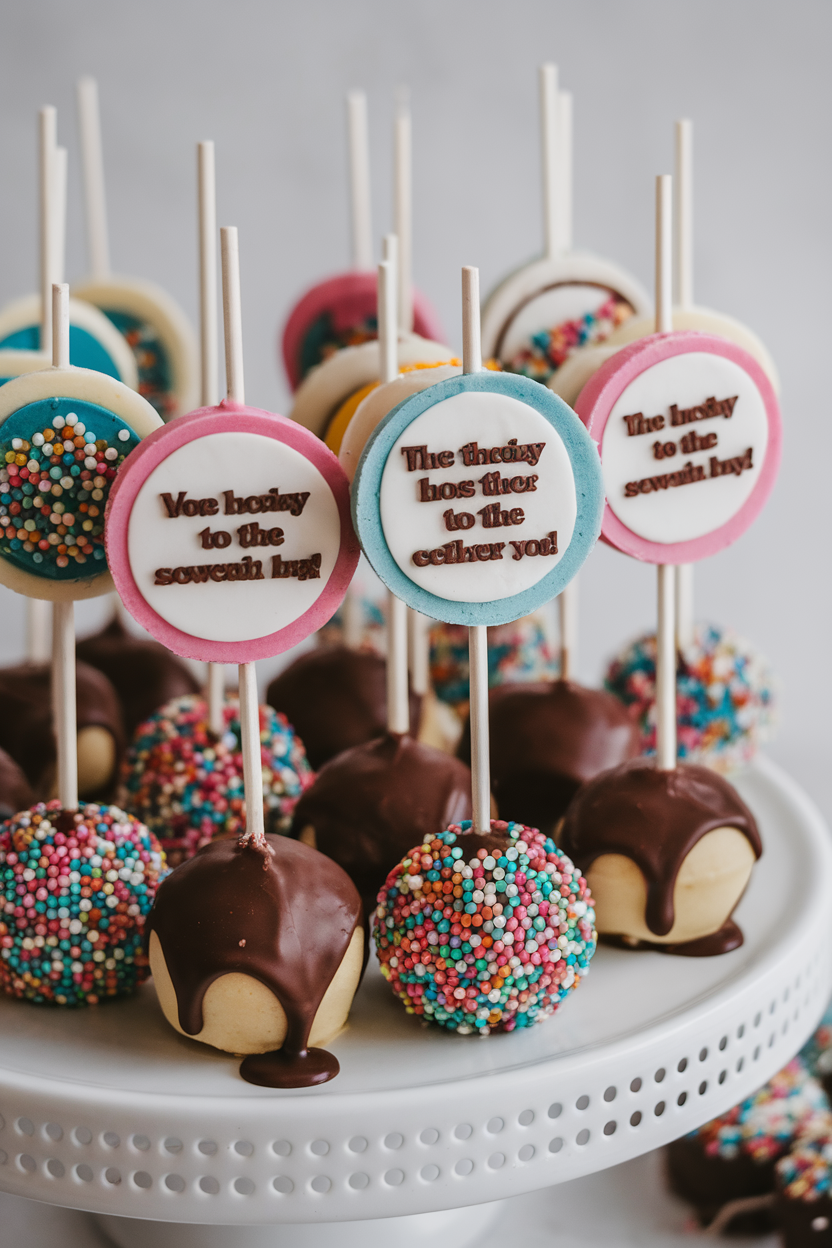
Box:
147 834 362 1088
0 746 34 818
559 758 761 938
266 646 422 770
457 679 640 835
0 660 124 800
76 614 199 737
776 1191 832 1246
291 732 472 917
666 1137 777 1234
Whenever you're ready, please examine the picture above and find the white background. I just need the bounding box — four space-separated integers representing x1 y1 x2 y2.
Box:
0 0 827 819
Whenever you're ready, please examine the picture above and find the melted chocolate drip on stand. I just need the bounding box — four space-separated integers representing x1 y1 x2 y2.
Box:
147 834 362 1088
602 917 744 957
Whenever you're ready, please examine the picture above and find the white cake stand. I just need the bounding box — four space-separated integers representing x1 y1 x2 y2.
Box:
0 757 829 1248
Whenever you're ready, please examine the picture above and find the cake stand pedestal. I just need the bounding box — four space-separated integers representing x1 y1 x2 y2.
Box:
0 758 829 1248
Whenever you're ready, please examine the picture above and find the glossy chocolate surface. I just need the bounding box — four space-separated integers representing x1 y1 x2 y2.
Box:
0 746 34 818
147 834 362 1088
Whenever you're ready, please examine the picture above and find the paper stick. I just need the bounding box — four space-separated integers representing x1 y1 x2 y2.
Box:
675 119 693 310
76 77 111 281
53 146 67 286
675 562 695 651
347 90 373 271
655 174 673 334
653 177 677 771
198 142 224 731
26 600 50 663
558 579 578 681
558 90 573 253
39 107 56 358
220 227 264 845
462 265 482 374
539 64 560 261
394 90 413 332
407 609 430 697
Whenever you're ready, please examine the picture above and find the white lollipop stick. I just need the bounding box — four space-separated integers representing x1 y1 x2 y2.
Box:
39 107 56 359
53 146 67 287
198 141 224 734
558 578 578 681
76 77 111 281
347 91 373 272
654 176 677 771
50 283 78 808
558 90 573 253
539 64 560 262
394 90 413 333
461 266 490 832
378 246 409 734
26 599 50 663
221 226 265 847
674 120 695 649
407 610 430 697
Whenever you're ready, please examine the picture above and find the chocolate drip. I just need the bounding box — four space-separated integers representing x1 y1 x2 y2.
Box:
77 614 199 737
290 732 472 917
146 834 362 1088
0 746 34 818
457 680 640 836
667 1135 778 1234
559 759 761 937
267 646 422 770
603 918 744 957
0 660 124 799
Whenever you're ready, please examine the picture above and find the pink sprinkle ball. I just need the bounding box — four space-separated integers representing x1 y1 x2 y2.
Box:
374 819 596 1035
0 800 164 1007
120 693 313 866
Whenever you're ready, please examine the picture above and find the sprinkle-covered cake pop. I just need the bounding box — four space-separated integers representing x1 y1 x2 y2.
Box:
430 615 558 712
120 693 312 867
267 645 421 770
604 624 777 773
77 612 199 737
776 1117 832 1246
0 799 164 1006
147 833 364 1087
374 819 596 1036
0 746 34 817
457 680 640 836
667 1058 829 1234
291 732 472 919
559 758 761 955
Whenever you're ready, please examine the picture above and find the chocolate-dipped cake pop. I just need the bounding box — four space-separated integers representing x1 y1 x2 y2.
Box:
559 758 761 954
121 692 312 867
147 834 364 1087
374 819 597 1035
76 612 199 737
457 680 640 836
291 731 472 918
0 746 34 817
776 1117 832 1247
266 645 421 770
0 659 124 800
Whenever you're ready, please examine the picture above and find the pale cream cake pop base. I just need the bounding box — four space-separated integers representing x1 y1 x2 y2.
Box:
149 926 364 1056
585 826 756 945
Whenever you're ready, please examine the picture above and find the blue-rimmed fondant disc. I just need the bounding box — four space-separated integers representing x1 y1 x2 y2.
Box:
352 371 604 627
0 323 122 380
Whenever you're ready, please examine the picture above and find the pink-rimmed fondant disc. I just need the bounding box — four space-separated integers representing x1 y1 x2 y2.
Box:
281 271 444 390
574 331 781 564
105 403 359 662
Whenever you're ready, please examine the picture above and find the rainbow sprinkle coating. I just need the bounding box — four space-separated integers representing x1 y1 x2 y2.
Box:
0 398 139 580
506 292 633 384
0 800 164 1006
374 819 596 1036
686 1058 828 1164
430 614 558 710
777 1114 832 1201
605 623 776 772
120 694 313 866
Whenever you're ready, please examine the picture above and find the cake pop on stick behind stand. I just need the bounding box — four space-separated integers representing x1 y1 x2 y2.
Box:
291 250 473 917
560 175 780 955
107 226 363 1086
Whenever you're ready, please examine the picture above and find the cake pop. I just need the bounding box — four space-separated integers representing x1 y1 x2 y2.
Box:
0 799 164 1006
776 1118 832 1246
605 623 776 773
72 79 198 420
559 758 761 954
666 1057 828 1234
374 819 596 1035
0 747 34 817
77 612 199 737
121 692 312 867
481 67 650 385
0 660 124 800
148 830 364 1086
457 680 640 835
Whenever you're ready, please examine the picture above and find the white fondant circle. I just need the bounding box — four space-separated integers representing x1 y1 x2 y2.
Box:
601 352 769 545
126 430 341 642
379 390 576 603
